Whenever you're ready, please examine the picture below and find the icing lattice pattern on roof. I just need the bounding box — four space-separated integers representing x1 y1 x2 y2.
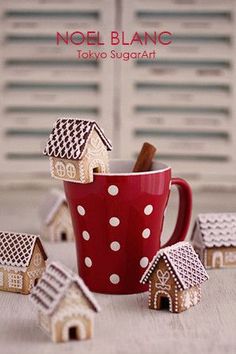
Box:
30 261 100 315
0 231 39 268
198 213 236 247
141 242 209 289
44 118 112 160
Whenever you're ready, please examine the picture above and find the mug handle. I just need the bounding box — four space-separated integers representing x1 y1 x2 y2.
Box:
162 177 192 248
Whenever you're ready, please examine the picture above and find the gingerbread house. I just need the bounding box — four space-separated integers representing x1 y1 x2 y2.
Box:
43 118 112 183
140 242 209 313
0 231 47 294
40 189 74 242
191 213 236 269
30 261 101 343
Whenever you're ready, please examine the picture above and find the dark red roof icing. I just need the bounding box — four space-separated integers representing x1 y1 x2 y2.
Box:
44 118 112 160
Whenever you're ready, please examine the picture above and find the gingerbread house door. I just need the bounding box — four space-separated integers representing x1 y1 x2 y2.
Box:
89 160 106 178
54 222 68 241
62 318 87 341
154 290 173 311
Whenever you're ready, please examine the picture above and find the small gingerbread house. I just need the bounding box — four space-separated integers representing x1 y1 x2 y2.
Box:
30 262 101 343
191 213 236 269
0 231 47 294
43 118 112 183
40 189 74 242
141 242 209 313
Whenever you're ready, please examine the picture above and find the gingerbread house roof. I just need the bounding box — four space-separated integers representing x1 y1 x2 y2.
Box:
43 118 112 160
0 231 47 268
40 189 67 225
141 242 209 290
192 213 236 248
30 261 101 315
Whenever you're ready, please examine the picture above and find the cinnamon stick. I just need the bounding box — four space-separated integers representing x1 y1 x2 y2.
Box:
132 142 157 172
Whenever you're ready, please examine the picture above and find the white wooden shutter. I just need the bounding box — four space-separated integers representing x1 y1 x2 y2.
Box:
0 0 115 177
120 0 236 188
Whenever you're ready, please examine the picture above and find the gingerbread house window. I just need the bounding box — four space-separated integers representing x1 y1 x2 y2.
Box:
0 272 3 286
66 163 76 179
8 273 23 289
34 253 42 267
55 162 66 177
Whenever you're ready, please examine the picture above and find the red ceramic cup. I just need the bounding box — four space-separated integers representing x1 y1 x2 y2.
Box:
64 160 192 294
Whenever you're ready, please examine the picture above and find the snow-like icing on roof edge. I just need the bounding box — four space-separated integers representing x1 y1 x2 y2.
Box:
140 241 208 288
51 261 101 313
30 261 100 315
43 118 112 160
196 213 236 247
140 242 181 284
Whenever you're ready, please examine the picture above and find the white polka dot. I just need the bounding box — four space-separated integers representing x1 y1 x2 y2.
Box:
142 228 151 239
109 217 120 227
110 241 120 251
108 185 119 196
144 205 153 215
140 257 149 268
82 231 90 241
77 205 85 216
85 257 92 267
110 274 120 284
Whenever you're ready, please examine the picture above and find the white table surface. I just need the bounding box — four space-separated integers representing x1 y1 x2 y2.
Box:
0 187 236 354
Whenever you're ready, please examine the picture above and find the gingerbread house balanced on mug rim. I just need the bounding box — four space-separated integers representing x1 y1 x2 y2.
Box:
43 118 112 184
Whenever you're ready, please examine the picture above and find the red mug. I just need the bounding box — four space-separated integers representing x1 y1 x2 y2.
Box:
64 160 192 294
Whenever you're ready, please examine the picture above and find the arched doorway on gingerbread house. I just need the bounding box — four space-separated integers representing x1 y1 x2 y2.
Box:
62 319 87 342
68 326 77 340
89 160 106 178
154 291 173 311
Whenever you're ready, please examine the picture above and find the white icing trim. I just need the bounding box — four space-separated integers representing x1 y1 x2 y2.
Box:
0 265 27 272
79 128 94 160
30 261 101 315
44 118 112 160
196 213 236 248
0 231 44 268
140 242 209 289
154 290 173 312
52 306 94 324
